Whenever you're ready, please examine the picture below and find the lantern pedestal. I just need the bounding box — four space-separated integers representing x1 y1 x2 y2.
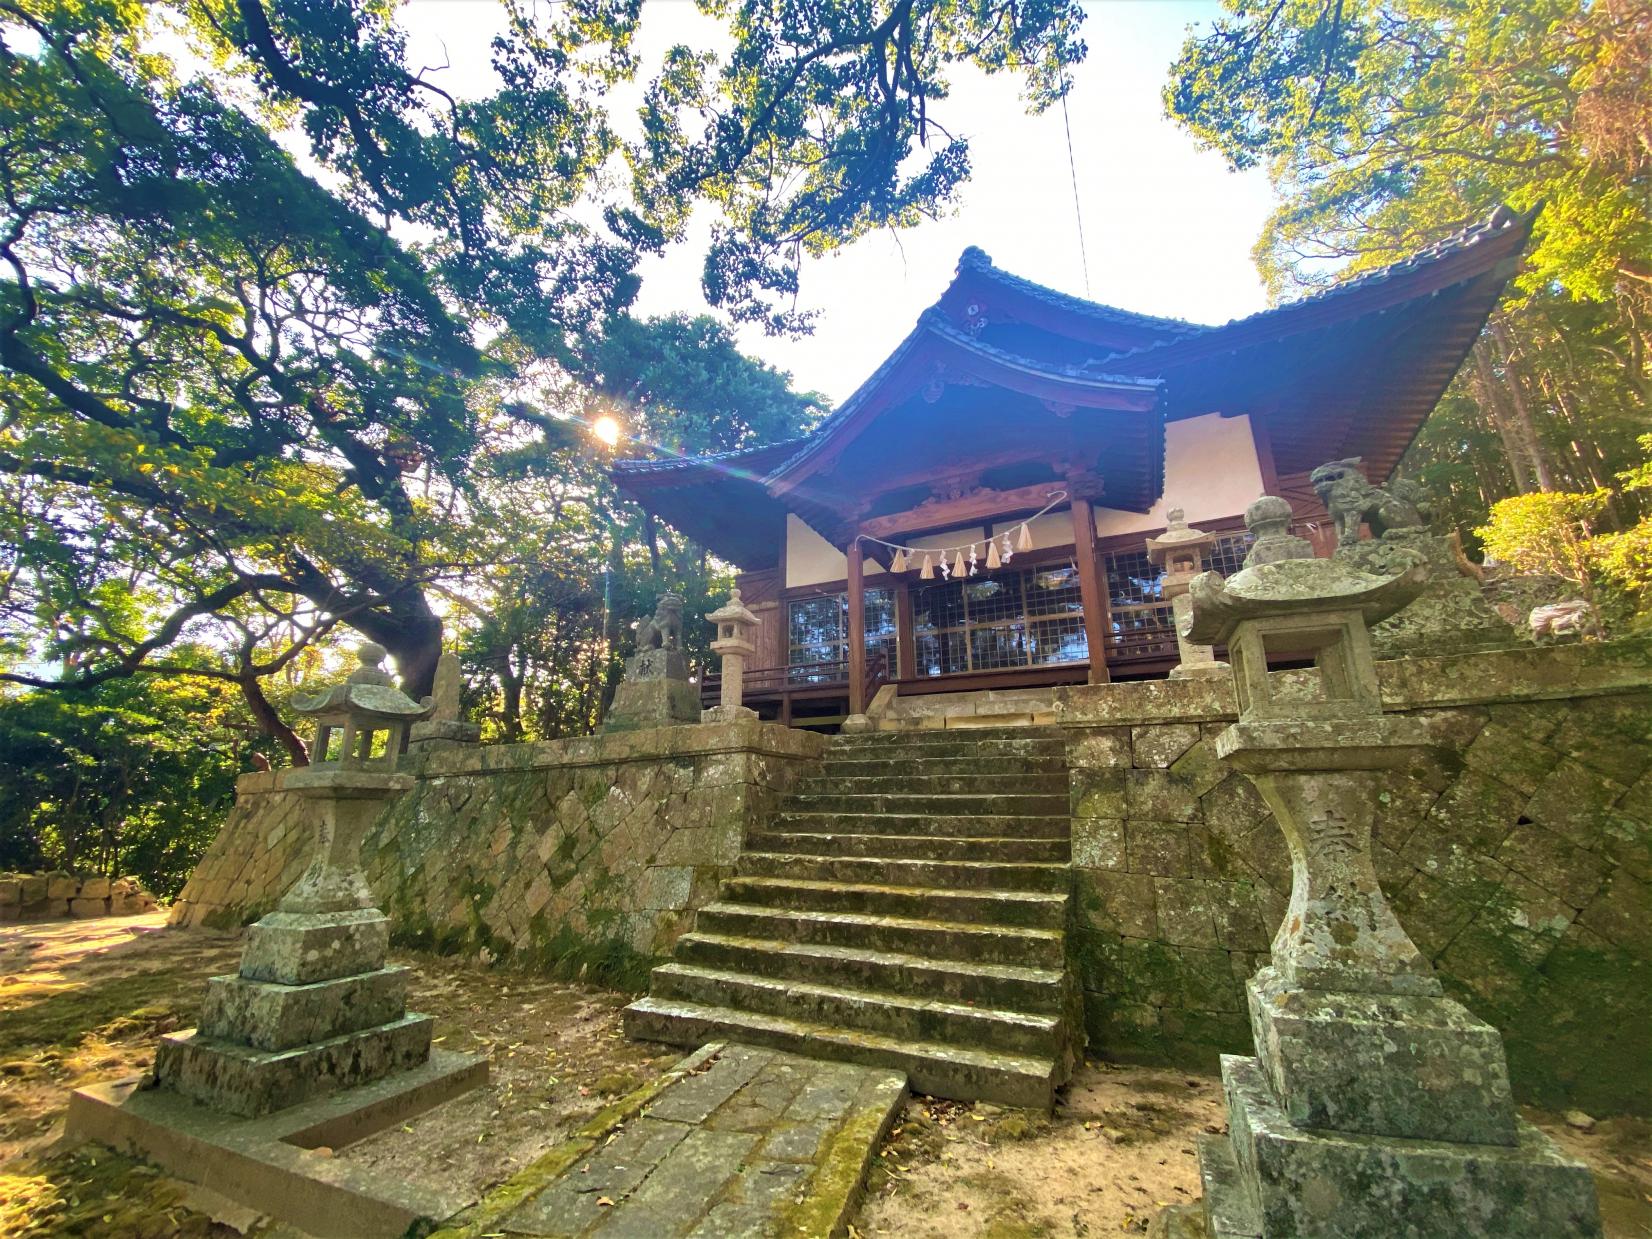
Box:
1175 504 1600 1239
704 587 762 724
151 645 483 1119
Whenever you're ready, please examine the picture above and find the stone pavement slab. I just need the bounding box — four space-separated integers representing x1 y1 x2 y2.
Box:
496 1043 905 1238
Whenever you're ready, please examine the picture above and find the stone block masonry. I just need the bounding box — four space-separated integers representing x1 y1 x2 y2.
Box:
1060 637 1652 1118
0 871 159 921
171 721 827 981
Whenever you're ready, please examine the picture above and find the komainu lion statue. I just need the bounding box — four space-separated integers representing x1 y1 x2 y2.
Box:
1530 599 1600 643
635 592 684 652
1309 457 1432 547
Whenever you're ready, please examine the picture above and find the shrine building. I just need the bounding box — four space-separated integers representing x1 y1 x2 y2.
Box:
614 207 1534 727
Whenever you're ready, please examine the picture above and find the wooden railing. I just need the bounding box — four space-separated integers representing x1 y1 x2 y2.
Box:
864 648 890 704
699 657 849 706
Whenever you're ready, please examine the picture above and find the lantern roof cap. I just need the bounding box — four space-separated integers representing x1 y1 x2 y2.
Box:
706 587 759 627
1146 507 1217 565
1184 557 1428 646
294 643 432 722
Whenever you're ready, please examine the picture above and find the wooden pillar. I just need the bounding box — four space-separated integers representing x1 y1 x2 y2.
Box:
1070 499 1111 685
846 538 867 714
894 578 916 680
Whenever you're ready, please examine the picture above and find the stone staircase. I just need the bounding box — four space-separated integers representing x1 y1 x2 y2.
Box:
623 726 1078 1108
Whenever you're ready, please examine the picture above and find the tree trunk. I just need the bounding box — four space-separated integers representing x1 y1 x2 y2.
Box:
495 648 524 743
597 519 626 724
643 511 662 580
239 674 309 766
1472 338 1539 493
1490 321 1559 491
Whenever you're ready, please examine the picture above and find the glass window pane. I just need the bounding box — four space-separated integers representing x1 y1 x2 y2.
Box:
908 564 1089 677
787 595 844 680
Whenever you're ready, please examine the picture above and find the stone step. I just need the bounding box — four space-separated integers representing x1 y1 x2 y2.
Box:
747 831 1070 863
622 996 1061 1109
793 773 1070 797
693 902 1065 969
828 737 1066 760
831 726 1063 745
720 877 1067 930
821 755 1069 778
1197 1133 1263 1239
736 851 1071 893
782 789 1071 818
673 932 1066 1013
648 963 1061 1056
771 811 1070 840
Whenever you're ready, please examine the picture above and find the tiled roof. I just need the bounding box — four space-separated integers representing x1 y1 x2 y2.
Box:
612 205 1533 493
955 246 1204 337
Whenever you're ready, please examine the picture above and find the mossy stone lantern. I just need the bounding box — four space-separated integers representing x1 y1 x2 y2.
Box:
278 642 431 915
1177 496 1602 1238
150 643 471 1121
703 587 760 722
303 642 428 773
1145 507 1228 680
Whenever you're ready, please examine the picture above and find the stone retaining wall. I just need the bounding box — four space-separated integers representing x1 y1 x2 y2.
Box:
170 721 826 983
0 872 159 921
1058 639 1652 1116
172 642 1652 1115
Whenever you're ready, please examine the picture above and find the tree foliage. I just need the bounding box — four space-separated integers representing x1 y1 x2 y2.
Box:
0 670 272 892
0 0 1086 761
1167 0 1651 580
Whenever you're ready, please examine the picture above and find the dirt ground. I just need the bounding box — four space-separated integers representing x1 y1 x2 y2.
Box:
857 1063 1652 1239
3 916 1650 1239
0 916 679 1237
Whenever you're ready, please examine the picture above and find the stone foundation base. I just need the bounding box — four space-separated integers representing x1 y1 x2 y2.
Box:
407 718 481 752
66 1050 486 1237
155 1014 433 1118
241 909 390 985
603 677 700 732
1200 1055 1601 1238
1246 969 1517 1145
1169 662 1231 681
198 966 410 1052
701 704 757 724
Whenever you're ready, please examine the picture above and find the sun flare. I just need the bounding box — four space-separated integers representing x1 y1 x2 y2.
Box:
591 414 622 447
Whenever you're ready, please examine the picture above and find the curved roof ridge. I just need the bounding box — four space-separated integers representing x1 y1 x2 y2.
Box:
1098 204 1535 369
954 247 1206 336
919 310 1164 388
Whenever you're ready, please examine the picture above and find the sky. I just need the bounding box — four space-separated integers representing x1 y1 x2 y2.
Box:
399 0 1276 407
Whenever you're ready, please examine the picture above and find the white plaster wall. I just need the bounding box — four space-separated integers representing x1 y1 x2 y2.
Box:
994 509 1073 551
785 515 890 589
1092 412 1263 538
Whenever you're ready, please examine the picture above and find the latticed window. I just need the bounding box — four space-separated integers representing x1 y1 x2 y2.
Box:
1103 529 1256 661
911 565 1088 677
786 589 896 684
1207 531 1253 577
1104 548 1175 661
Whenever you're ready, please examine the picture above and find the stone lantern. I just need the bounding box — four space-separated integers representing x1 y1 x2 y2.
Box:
152 644 482 1119
1145 507 1227 680
1175 502 1600 1238
703 586 760 723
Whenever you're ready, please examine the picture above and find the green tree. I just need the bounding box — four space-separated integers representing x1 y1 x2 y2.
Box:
0 0 1087 750
0 671 265 894
1166 0 1650 533
449 313 825 742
